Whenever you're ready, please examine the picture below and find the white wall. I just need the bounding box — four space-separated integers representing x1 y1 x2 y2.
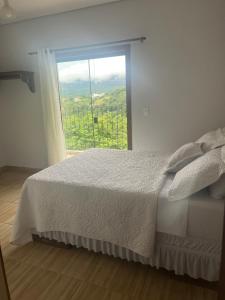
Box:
0 145 4 167
0 93 5 167
0 0 225 168
0 82 47 168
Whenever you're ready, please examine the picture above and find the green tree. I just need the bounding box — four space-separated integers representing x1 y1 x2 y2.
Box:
61 88 128 151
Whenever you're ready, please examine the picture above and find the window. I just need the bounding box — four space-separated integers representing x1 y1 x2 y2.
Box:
56 45 131 153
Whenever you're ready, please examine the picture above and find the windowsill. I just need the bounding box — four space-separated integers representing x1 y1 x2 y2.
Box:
66 150 83 158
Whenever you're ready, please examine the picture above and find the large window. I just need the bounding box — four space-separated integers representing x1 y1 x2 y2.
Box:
56 46 131 152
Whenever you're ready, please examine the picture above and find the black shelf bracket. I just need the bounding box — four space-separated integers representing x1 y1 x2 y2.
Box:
0 71 35 93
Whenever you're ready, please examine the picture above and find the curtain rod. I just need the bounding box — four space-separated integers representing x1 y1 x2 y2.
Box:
28 37 147 55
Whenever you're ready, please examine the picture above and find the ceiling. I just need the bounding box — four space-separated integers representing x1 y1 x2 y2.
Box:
0 0 121 24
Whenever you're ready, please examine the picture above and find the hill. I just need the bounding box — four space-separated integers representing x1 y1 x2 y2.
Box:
59 78 126 98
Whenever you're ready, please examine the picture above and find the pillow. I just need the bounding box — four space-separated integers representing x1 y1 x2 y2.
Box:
209 174 225 199
222 144 225 162
168 148 225 201
196 128 225 151
209 145 225 199
165 142 204 173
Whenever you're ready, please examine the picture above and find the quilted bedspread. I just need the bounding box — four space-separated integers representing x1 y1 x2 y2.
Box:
11 149 166 257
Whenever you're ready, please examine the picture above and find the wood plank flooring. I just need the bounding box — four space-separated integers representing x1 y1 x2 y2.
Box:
0 169 218 300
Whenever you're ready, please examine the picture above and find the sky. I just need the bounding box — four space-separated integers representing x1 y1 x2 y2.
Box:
57 55 126 83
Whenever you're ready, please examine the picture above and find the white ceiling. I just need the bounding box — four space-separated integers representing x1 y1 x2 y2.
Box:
0 0 121 24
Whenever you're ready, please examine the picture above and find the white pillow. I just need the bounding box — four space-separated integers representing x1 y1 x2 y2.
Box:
196 128 225 151
165 142 204 173
168 148 225 201
209 174 225 199
222 145 225 162
209 146 225 199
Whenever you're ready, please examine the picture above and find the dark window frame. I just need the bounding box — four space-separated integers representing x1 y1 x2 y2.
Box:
56 45 132 150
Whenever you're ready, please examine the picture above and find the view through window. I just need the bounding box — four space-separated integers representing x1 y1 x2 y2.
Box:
57 53 130 152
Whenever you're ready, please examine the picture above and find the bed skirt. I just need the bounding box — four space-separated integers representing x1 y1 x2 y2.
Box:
35 231 221 282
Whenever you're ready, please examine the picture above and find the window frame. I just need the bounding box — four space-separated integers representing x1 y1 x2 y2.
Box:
56 45 132 150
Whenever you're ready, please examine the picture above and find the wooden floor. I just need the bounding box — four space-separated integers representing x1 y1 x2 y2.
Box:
0 169 218 300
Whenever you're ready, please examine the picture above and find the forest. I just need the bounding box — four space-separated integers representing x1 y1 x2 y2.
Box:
60 88 128 151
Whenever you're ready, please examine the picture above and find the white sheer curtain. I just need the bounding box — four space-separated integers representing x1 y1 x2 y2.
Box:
38 49 66 166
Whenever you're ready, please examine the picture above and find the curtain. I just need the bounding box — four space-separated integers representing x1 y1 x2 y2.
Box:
38 49 66 166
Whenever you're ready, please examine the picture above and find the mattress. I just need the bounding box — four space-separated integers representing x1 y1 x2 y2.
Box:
157 175 224 241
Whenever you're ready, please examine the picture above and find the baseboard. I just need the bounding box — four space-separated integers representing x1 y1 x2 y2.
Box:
0 166 41 174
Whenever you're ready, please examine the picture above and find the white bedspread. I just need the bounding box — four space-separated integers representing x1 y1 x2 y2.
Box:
11 149 167 257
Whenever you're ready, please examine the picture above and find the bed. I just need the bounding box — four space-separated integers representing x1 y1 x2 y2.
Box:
11 148 224 281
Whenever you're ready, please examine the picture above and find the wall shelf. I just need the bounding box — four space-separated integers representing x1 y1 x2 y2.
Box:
0 71 35 93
